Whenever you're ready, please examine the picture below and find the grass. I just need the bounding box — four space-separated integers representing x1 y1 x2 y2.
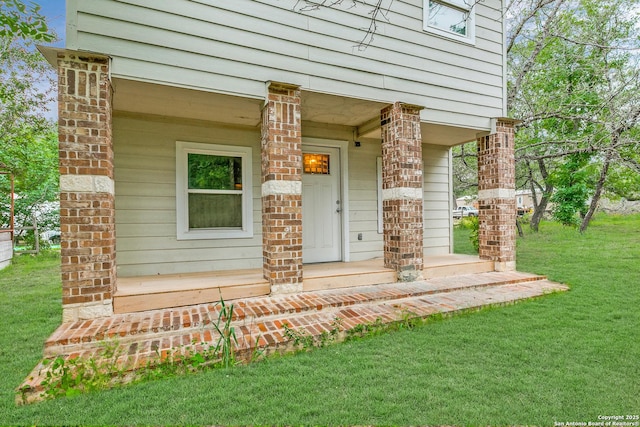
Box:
453 220 478 255
1 215 639 425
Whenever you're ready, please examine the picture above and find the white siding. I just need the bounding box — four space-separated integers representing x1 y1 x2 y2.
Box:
347 139 384 261
423 145 453 255
113 115 263 276
69 0 505 129
114 116 451 275
0 232 12 270
343 139 452 262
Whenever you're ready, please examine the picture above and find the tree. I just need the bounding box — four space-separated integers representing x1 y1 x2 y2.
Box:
0 0 52 41
0 126 59 239
604 146 640 202
507 0 640 232
1 0 56 151
1 0 58 241
451 0 640 232
549 153 591 226
451 141 478 199
455 0 571 216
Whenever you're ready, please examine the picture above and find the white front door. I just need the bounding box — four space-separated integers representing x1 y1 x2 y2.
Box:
302 145 342 263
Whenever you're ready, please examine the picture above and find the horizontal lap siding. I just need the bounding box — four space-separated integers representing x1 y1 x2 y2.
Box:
0 232 12 268
346 140 452 261
348 140 383 261
113 115 263 276
113 116 450 273
424 145 452 255
71 0 504 129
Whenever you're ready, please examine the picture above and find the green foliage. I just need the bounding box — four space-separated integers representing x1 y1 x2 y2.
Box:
458 216 479 252
282 323 316 349
453 223 477 255
37 341 126 401
210 297 238 368
1 0 58 239
2 218 640 423
0 0 54 42
188 154 241 190
505 0 640 232
346 311 423 341
282 318 342 350
604 150 640 201
29 296 250 402
17 229 51 251
0 126 59 243
550 153 592 226
1 0 56 142
451 141 478 198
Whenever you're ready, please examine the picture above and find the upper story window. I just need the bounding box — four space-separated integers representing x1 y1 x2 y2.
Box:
424 0 476 44
176 141 253 240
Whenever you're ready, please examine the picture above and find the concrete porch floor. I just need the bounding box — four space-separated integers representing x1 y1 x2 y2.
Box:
114 254 496 313
18 265 569 404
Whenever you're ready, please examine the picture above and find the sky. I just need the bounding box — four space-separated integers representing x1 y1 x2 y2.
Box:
28 1 65 118
35 0 66 47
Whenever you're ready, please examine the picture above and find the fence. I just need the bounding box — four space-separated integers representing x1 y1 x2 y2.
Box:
0 230 11 269
13 215 41 255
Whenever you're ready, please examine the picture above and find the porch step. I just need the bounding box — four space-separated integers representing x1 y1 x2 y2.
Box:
422 256 495 279
114 270 271 314
113 256 494 314
18 271 568 404
45 271 545 355
303 262 396 292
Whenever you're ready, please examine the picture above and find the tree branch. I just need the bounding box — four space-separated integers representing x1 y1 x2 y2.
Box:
507 0 565 111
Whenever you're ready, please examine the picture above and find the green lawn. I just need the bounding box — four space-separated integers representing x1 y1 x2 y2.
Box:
1 215 639 425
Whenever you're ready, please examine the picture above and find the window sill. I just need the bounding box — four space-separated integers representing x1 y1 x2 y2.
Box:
424 26 476 45
176 228 254 240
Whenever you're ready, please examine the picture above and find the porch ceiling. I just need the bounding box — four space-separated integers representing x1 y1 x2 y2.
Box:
111 78 264 127
112 78 482 146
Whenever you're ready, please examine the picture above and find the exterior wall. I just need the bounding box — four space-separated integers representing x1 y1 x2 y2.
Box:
113 114 453 277
516 190 537 210
0 232 11 270
344 140 452 262
347 138 384 261
113 115 263 277
423 145 452 256
67 0 504 130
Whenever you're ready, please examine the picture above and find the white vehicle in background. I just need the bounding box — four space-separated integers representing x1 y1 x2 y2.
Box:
452 206 479 219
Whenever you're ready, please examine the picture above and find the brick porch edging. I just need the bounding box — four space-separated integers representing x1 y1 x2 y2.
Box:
18 272 568 404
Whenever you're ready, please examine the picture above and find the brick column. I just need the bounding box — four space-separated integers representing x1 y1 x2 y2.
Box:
58 51 115 321
261 82 303 293
381 102 424 281
477 118 518 271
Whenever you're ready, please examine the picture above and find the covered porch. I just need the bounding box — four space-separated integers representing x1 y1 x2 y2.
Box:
114 255 494 313
47 50 518 322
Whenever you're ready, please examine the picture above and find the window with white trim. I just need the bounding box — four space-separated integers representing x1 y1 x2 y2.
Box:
176 141 253 240
424 0 476 44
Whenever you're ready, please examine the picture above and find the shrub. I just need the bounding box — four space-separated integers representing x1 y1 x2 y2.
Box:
459 216 479 252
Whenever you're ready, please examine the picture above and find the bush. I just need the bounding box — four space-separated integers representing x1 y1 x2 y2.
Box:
458 216 476 230
458 216 479 252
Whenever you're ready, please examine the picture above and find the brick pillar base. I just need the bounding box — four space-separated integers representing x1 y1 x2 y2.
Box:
58 51 115 321
477 118 517 271
261 82 303 293
381 102 424 281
